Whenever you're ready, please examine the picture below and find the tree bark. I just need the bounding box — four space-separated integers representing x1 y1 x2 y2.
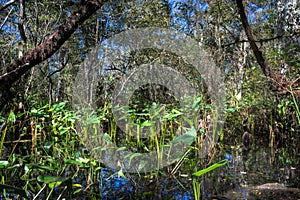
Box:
0 0 107 110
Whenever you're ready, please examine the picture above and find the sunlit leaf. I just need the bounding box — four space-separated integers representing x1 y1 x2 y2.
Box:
0 161 9 168
26 164 55 171
141 120 152 127
117 170 126 179
37 175 65 184
8 111 16 123
193 159 227 177
48 181 62 189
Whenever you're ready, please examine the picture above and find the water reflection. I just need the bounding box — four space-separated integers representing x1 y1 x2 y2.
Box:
98 143 299 199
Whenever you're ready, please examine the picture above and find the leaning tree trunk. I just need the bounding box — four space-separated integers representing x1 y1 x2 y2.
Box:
0 0 107 111
236 0 298 92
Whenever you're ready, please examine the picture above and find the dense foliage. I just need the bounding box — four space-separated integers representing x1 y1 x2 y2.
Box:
0 0 299 199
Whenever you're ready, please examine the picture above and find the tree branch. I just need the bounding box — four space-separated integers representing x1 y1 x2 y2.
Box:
221 32 300 48
0 0 16 12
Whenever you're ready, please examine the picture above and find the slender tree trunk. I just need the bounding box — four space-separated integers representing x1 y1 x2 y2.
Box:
236 0 297 92
236 0 271 78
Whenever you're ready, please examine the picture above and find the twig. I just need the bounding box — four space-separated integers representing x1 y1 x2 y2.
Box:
0 8 13 30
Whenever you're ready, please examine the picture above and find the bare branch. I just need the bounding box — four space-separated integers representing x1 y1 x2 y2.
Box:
0 0 16 12
222 32 300 48
0 8 13 30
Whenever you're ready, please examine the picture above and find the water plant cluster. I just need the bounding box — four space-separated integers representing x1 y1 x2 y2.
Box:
0 83 299 199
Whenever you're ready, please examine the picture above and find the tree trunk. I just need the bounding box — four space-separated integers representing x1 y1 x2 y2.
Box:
0 0 107 110
236 0 298 92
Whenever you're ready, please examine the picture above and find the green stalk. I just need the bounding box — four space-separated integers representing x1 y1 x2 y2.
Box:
192 178 201 200
290 86 300 125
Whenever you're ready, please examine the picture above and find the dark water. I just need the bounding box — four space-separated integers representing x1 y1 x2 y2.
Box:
1 143 299 199
97 143 300 200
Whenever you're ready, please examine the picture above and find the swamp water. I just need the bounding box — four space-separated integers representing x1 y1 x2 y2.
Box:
1 140 299 199
87 142 300 199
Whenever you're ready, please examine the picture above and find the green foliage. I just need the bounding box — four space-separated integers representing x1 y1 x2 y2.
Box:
1 0 300 198
0 101 102 198
193 159 227 177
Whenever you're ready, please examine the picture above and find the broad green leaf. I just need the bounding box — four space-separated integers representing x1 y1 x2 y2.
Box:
171 127 197 145
52 101 67 112
59 127 69 135
8 111 16 123
141 120 152 127
76 157 90 164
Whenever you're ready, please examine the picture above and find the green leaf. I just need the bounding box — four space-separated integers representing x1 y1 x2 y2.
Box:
117 170 126 179
0 161 9 168
171 127 197 145
25 164 55 171
138 160 146 171
76 157 90 164
193 159 227 177
44 141 54 150
48 181 62 189
8 111 16 123
59 127 69 135
141 120 152 127
52 101 68 112
64 159 77 165
86 116 100 124
125 153 143 165
37 175 66 184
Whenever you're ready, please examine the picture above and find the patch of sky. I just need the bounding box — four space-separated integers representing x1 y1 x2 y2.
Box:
247 3 270 24
168 0 209 35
